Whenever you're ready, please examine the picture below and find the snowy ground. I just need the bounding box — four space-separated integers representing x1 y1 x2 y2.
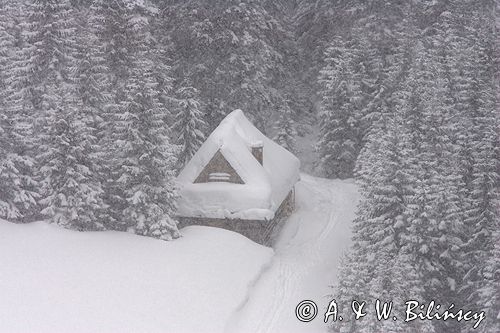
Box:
227 174 359 333
0 174 358 333
0 223 273 333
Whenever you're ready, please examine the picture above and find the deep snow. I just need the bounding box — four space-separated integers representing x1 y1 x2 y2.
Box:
227 174 359 333
0 222 273 333
0 174 358 333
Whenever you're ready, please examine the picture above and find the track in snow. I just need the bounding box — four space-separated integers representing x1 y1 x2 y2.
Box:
225 174 359 333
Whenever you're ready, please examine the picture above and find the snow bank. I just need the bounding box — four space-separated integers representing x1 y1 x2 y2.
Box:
177 109 300 220
0 220 273 333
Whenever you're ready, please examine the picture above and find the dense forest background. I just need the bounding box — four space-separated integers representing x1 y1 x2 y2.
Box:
0 0 498 332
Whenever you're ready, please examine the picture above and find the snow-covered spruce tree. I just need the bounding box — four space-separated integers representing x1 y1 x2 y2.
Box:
333 111 428 333
109 2 180 240
263 2 313 133
358 250 435 333
317 36 360 179
434 9 495 320
477 229 500 333
459 7 500 320
273 100 296 153
166 0 287 133
424 30 468 302
333 252 370 333
75 3 111 138
292 0 353 100
173 85 206 169
22 0 105 230
92 0 131 90
0 109 38 222
392 34 470 333
481 6 500 329
91 0 164 231
148 3 174 113
88 0 132 230
0 1 38 221
334 29 463 333
66 3 114 230
334 2 498 331
347 0 412 150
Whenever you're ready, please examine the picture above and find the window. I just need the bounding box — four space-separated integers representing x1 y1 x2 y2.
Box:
208 172 231 182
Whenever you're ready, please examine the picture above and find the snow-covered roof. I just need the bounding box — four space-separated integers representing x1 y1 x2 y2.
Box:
176 109 301 220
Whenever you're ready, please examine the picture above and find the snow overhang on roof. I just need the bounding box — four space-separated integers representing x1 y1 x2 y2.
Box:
176 109 301 220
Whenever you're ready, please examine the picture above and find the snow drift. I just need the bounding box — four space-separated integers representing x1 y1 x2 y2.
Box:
0 220 273 333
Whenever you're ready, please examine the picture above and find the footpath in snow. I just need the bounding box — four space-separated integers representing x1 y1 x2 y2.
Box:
226 173 359 333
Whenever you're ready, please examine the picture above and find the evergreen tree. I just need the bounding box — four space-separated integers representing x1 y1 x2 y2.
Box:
19 0 105 230
273 100 297 153
173 85 206 169
359 251 434 333
0 1 38 221
106 1 180 240
166 0 288 132
477 229 500 333
317 36 360 179
65 3 112 230
461 45 500 330
334 110 428 333
88 0 129 229
334 2 499 331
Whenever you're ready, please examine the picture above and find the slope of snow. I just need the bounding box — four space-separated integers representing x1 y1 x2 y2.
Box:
177 109 300 219
226 174 359 333
0 221 273 333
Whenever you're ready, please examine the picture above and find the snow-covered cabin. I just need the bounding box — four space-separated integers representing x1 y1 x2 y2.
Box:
176 109 300 245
